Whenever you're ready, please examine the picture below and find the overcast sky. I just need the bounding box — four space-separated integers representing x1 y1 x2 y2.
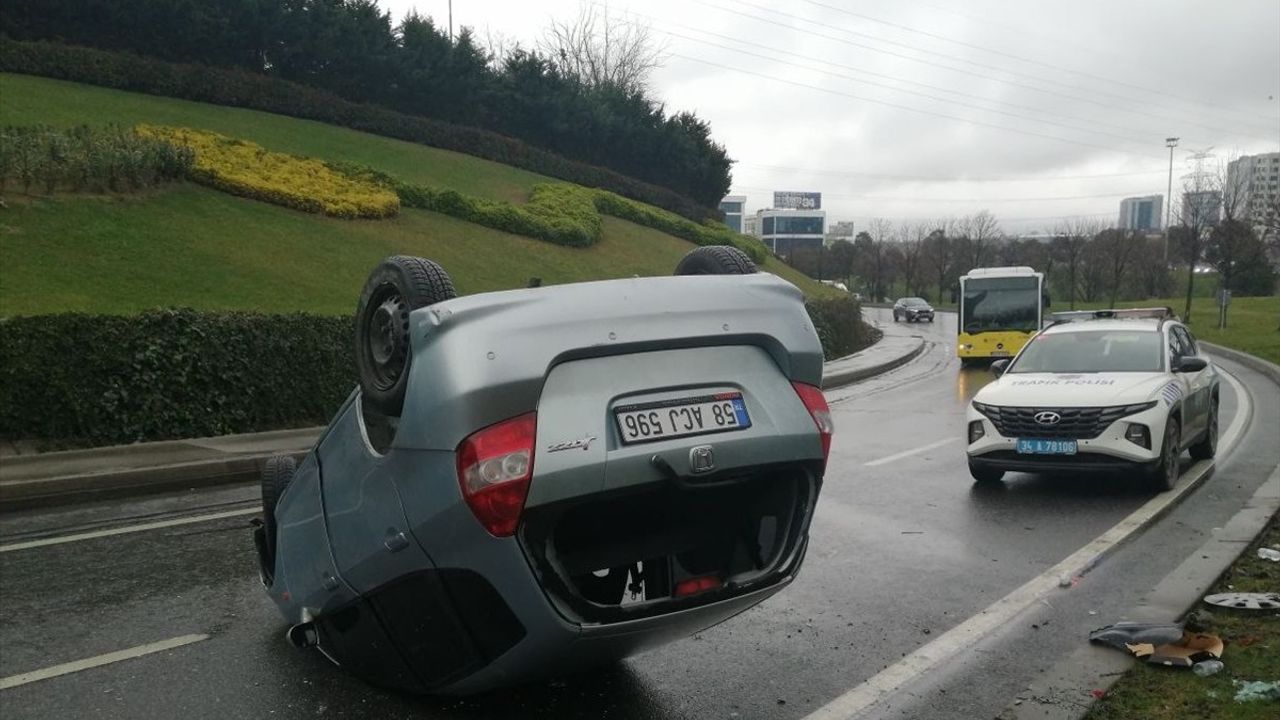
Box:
382 0 1280 233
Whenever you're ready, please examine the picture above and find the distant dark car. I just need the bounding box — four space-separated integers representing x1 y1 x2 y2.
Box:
893 297 934 323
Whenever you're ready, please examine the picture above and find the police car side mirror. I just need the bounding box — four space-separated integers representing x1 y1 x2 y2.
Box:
1175 356 1207 373
990 359 1010 377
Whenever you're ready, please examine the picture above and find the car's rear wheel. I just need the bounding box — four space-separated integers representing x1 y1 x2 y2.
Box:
1189 399 1218 461
355 256 457 416
1147 418 1181 491
968 460 1004 485
674 245 757 275
260 454 297 568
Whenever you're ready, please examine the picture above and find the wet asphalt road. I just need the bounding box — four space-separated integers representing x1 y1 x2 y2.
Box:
1 309 1277 720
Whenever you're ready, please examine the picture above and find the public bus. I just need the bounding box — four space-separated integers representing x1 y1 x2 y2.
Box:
957 266 1047 363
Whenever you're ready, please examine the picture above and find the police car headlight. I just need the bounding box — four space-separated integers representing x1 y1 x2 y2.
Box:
1117 401 1158 417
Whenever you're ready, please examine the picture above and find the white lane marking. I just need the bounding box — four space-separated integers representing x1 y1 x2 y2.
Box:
0 507 258 553
804 367 1255 720
0 634 209 690
864 438 959 467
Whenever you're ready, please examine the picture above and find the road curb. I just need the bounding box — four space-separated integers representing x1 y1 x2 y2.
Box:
1 314 922 511
999 354 1280 720
821 335 926 390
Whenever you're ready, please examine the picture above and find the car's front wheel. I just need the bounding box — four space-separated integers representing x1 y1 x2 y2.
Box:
1189 399 1218 460
1147 418 1181 491
260 454 297 573
968 459 1004 485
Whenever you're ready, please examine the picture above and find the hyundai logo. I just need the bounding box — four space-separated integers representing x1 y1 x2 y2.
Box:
1034 411 1062 425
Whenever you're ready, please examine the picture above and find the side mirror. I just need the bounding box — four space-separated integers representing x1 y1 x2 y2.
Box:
1175 356 1207 373
991 359 1011 377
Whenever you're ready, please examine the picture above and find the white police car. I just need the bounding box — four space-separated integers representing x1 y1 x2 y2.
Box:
966 308 1218 490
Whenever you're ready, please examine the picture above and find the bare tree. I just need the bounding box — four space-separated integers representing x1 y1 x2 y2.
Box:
922 220 955 304
481 26 518 68
896 221 928 296
957 210 1001 270
1050 217 1102 309
538 4 668 93
1093 228 1139 307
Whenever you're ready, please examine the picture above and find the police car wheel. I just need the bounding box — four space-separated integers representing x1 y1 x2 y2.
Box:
1189 400 1218 461
1147 418 1181 491
968 460 1004 485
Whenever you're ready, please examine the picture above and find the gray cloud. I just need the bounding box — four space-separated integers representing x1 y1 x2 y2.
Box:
382 0 1279 232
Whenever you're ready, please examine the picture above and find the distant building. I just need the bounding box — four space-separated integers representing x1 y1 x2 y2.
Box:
755 207 826 255
826 220 855 246
1118 195 1163 232
719 194 746 233
1182 190 1222 228
743 214 760 237
1227 152 1280 237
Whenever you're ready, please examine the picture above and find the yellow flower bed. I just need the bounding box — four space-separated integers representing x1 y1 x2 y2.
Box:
136 125 399 219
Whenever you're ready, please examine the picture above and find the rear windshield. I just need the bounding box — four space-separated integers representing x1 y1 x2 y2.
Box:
1009 330 1163 373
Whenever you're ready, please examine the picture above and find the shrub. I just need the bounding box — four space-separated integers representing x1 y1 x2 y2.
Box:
0 124 191 194
137 125 398 219
0 303 868 446
0 38 720 223
0 310 355 447
805 297 877 360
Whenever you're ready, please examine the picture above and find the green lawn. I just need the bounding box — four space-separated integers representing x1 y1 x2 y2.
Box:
0 185 829 315
0 73 834 313
1 72 549 204
1084 522 1280 720
1074 296 1280 366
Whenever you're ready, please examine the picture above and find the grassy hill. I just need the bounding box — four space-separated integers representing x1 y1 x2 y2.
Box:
0 73 837 315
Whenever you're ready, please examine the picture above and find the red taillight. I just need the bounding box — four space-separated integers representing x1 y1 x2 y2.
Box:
792 382 833 466
674 575 723 597
456 413 537 537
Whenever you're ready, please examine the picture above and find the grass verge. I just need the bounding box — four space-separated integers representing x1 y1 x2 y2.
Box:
1083 521 1280 719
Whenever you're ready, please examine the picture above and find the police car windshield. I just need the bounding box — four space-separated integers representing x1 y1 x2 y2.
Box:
1009 330 1163 373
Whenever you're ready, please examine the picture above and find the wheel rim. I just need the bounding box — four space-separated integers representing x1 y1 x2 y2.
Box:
361 283 409 391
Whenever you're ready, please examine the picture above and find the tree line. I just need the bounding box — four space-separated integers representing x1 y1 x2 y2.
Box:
787 210 1276 313
1 0 732 208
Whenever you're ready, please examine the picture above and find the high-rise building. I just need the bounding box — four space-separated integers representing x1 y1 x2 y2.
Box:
753 208 826 255
1226 152 1280 238
1118 195 1163 232
1182 190 1222 228
718 195 747 233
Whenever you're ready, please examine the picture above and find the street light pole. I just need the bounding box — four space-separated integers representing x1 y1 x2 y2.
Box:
448 0 453 41
1164 136 1179 261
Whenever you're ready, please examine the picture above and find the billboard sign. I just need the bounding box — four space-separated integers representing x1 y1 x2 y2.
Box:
773 191 822 210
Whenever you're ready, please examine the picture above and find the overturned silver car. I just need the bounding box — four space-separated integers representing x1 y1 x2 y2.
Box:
253 247 832 693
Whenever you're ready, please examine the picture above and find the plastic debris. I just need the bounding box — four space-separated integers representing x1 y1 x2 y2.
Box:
1257 547 1280 562
1232 680 1280 703
1192 659 1224 677
1088 622 1223 668
1202 592 1280 611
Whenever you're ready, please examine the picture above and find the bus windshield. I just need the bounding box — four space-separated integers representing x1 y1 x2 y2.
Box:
961 276 1040 334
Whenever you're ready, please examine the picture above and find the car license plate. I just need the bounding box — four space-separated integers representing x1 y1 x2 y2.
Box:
1016 438 1077 455
614 392 751 445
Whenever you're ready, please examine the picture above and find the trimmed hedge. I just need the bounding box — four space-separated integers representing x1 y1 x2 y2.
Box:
138 125 398 219
806 297 877 360
0 38 721 224
0 310 354 446
0 123 191 193
1 301 872 447
338 160 767 259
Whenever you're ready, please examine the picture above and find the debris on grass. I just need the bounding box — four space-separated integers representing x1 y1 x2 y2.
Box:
1088 623 1223 668
1202 592 1280 611
1256 547 1280 562
1231 679 1280 703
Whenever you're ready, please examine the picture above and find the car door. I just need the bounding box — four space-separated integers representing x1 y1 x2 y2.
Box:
1164 327 1197 439
1174 326 1213 437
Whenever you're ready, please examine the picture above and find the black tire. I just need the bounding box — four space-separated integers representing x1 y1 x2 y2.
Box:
674 245 757 275
892 311 900 322
1189 398 1218 461
261 454 297 564
1147 418 1181 491
355 256 457 416
968 460 1004 485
